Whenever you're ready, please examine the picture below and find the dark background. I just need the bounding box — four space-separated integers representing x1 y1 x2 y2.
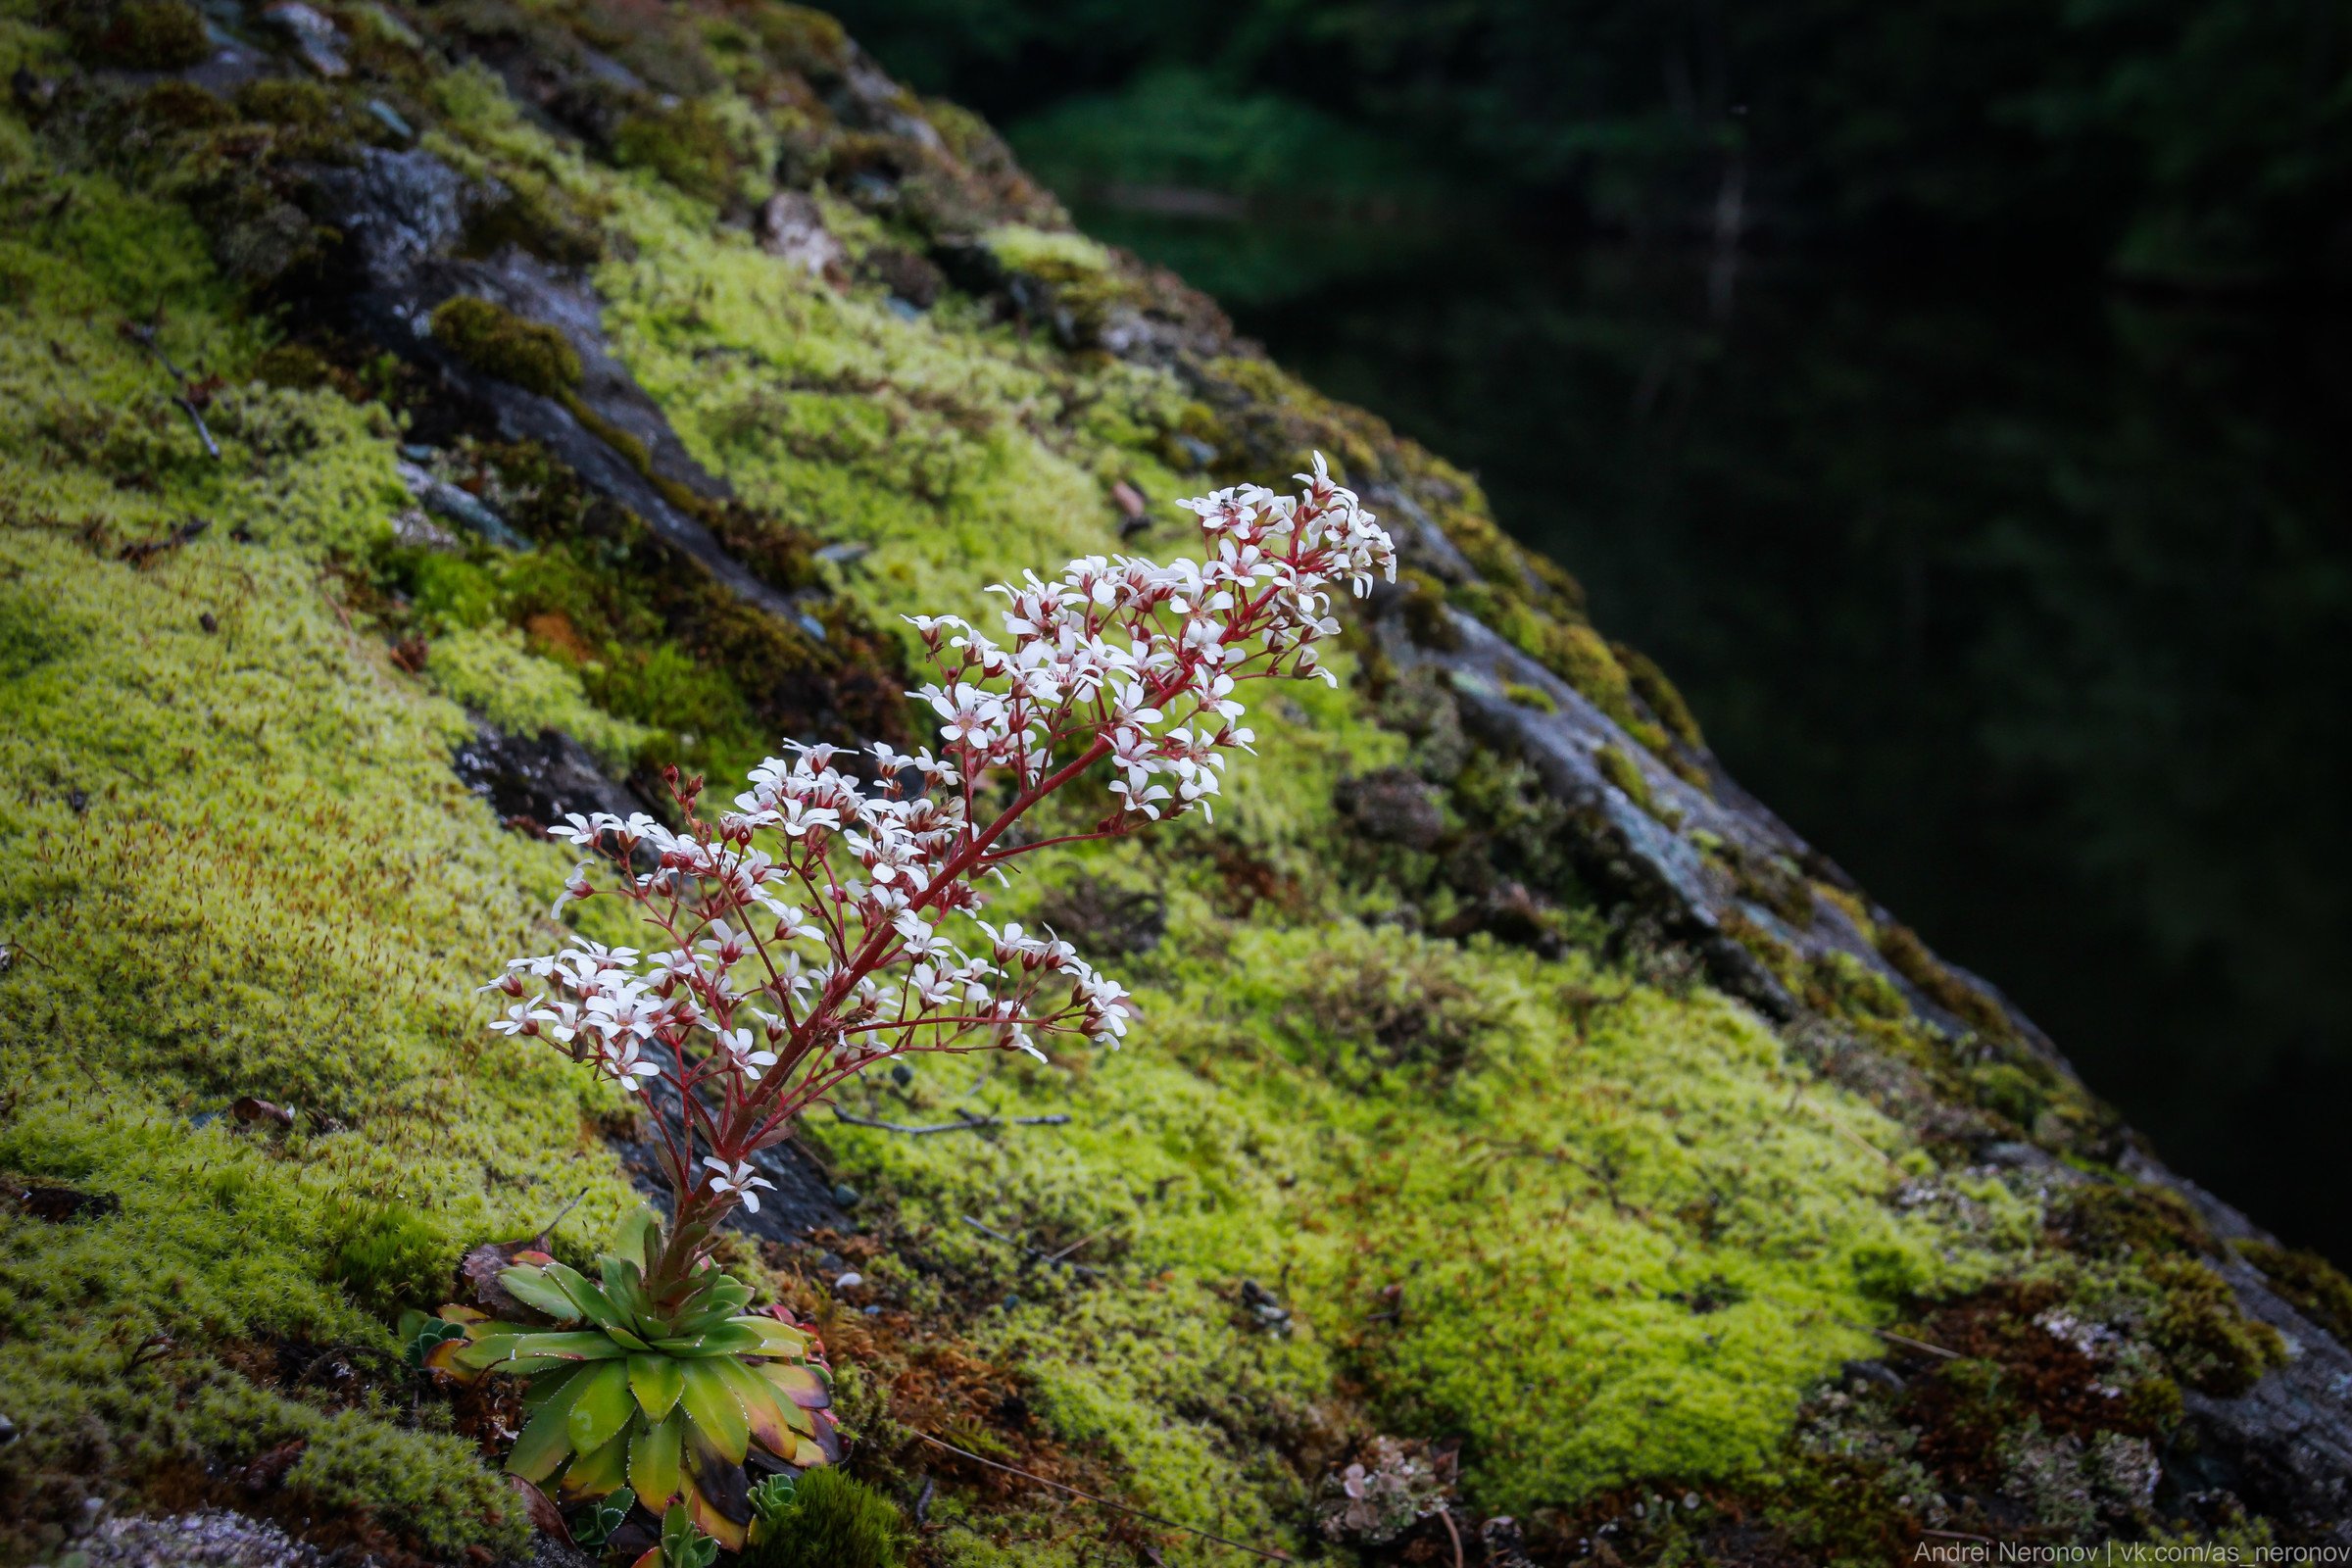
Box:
827 0 2352 1259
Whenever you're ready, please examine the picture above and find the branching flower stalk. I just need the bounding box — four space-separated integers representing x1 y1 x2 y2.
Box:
485 458 1395 1307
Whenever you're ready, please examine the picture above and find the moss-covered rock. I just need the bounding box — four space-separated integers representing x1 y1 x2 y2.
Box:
1 0 2343 1561
429 295 583 397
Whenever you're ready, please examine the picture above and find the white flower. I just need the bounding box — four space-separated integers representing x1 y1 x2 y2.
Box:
701 1156 776 1213
776 798 840 838
710 1024 778 1078
489 998 555 1037
607 1038 663 1088
487 460 1393 1193
552 863 595 916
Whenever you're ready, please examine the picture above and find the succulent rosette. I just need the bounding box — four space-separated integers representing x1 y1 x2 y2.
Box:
404 1205 838 1549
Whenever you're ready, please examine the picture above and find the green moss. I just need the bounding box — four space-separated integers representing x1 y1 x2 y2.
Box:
1537 618 1640 730
1969 1061 2050 1128
2235 1240 2352 1343
327 1200 456 1315
1875 919 2018 1041
745 1467 908 1568
132 78 233 132
2145 1254 2289 1396
234 77 335 129
1805 950 1909 1024
612 97 748 205
1396 569 1461 650
0 13 2218 1558
429 295 583 396
423 621 656 768
739 2 851 75
1594 740 1662 819
0 142 635 1558
1613 639 1705 751
248 342 338 391
981 222 1112 279
2056 1182 2216 1261
1501 680 1555 711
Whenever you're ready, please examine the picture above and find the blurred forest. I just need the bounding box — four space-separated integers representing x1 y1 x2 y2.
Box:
829 0 2352 1256
829 0 2352 292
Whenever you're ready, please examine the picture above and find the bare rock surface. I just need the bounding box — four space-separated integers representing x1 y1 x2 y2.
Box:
65 1511 325 1567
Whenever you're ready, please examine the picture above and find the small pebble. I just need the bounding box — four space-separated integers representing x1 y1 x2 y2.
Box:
861 1304 882 1316
67 789 87 814
831 1183 860 1207
830 1271 862 1291
199 612 218 633
1001 1294 1020 1310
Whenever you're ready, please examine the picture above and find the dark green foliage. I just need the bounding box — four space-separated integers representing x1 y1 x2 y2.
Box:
829 0 2352 286
2236 1240 2352 1344
2053 1183 2216 1262
1612 640 1703 751
571 1487 634 1549
66 0 211 69
743 1467 907 1568
429 297 583 397
234 78 335 129
131 80 232 133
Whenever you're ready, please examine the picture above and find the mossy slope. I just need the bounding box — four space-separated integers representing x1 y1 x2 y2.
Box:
0 2 2338 1565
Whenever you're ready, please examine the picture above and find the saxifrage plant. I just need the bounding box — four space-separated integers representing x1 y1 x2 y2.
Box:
434 461 1395 1552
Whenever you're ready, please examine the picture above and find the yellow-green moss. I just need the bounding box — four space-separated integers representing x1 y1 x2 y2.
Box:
980 222 1112 279
743 1466 908 1568
1501 679 1555 711
1613 639 1705 752
612 94 765 207
1594 740 1658 817
0 135 640 1559
423 620 656 767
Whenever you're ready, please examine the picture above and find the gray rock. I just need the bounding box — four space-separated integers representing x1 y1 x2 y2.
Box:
2122 1152 2352 1541
453 722 644 831
364 99 415 142
397 460 529 551
71 1510 323 1567
758 190 846 280
259 1 346 77
311 149 474 288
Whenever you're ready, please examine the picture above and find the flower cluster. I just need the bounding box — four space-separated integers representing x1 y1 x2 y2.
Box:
484 458 1393 1270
